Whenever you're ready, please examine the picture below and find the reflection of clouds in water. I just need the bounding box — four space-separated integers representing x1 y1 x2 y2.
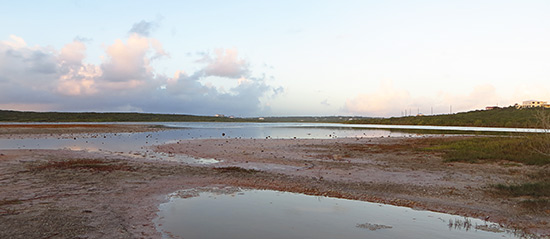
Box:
0 123 401 152
288 205 349 214
157 189 520 239
63 145 100 152
0 122 516 154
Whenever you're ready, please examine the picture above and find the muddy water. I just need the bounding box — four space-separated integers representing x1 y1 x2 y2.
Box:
156 188 524 239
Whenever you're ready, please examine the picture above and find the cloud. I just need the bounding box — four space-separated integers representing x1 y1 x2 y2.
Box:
157 68 272 115
198 48 249 78
128 20 158 37
0 36 58 93
1 35 27 48
344 81 502 117
437 84 500 112
57 40 101 96
100 34 156 84
272 86 284 97
343 81 411 116
59 40 86 66
0 34 277 116
73 36 92 43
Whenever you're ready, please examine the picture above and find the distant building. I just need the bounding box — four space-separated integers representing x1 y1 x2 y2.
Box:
521 100 550 108
485 106 500 110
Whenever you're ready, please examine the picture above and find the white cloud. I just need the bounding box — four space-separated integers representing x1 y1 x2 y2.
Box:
59 40 86 66
100 34 156 84
57 40 101 96
343 81 412 116
1 35 27 48
344 81 504 117
199 48 249 78
0 32 277 116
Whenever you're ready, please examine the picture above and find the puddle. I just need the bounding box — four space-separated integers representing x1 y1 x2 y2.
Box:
156 187 529 239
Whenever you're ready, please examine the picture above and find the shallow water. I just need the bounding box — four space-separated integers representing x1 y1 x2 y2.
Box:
156 188 525 239
0 122 527 164
0 122 432 152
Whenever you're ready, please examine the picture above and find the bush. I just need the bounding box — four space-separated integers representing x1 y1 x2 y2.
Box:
526 109 550 157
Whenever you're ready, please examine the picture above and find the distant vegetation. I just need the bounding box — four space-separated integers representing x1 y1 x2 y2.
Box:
261 116 362 123
1 107 548 128
0 110 363 123
0 110 259 122
349 107 547 128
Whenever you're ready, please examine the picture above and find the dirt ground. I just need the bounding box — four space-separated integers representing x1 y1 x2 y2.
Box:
1 124 549 238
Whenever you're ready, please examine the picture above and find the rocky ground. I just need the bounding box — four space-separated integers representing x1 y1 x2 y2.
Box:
0 124 549 238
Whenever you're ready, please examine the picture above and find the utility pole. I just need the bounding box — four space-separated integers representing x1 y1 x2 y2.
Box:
450 105 452 114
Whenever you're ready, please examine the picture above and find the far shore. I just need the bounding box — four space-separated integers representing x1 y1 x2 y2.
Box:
0 124 548 238
0 123 164 136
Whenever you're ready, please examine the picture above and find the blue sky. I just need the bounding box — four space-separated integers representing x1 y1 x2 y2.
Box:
1 0 549 117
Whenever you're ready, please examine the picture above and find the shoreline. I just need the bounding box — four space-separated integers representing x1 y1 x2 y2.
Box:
0 125 549 238
155 138 549 234
0 123 166 137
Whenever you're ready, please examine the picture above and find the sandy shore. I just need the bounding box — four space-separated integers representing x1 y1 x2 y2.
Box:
1 124 549 238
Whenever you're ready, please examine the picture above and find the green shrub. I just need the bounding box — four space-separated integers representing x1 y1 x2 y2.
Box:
425 137 550 165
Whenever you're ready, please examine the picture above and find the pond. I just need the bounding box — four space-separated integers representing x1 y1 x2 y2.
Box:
0 122 437 163
0 122 534 164
156 188 526 239
0 122 520 153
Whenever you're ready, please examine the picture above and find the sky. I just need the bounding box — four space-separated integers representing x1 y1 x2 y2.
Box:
1 0 549 117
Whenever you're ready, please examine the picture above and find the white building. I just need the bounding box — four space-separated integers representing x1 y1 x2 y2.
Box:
521 100 550 108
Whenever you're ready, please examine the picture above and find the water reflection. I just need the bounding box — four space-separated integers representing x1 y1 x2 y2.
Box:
156 188 525 239
0 122 515 165
0 122 436 153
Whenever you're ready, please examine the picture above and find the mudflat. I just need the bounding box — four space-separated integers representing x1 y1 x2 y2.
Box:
1 124 549 238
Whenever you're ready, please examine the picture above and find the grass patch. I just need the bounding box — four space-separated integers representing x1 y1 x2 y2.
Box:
424 137 550 165
214 166 260 174
492 167 550 212
0 199 22 206
494 182 550 197
32 159 132 172
493 182 550 213
0 199 22 215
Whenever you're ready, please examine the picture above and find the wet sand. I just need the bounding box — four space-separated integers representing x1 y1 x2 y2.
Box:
0 124 549 238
